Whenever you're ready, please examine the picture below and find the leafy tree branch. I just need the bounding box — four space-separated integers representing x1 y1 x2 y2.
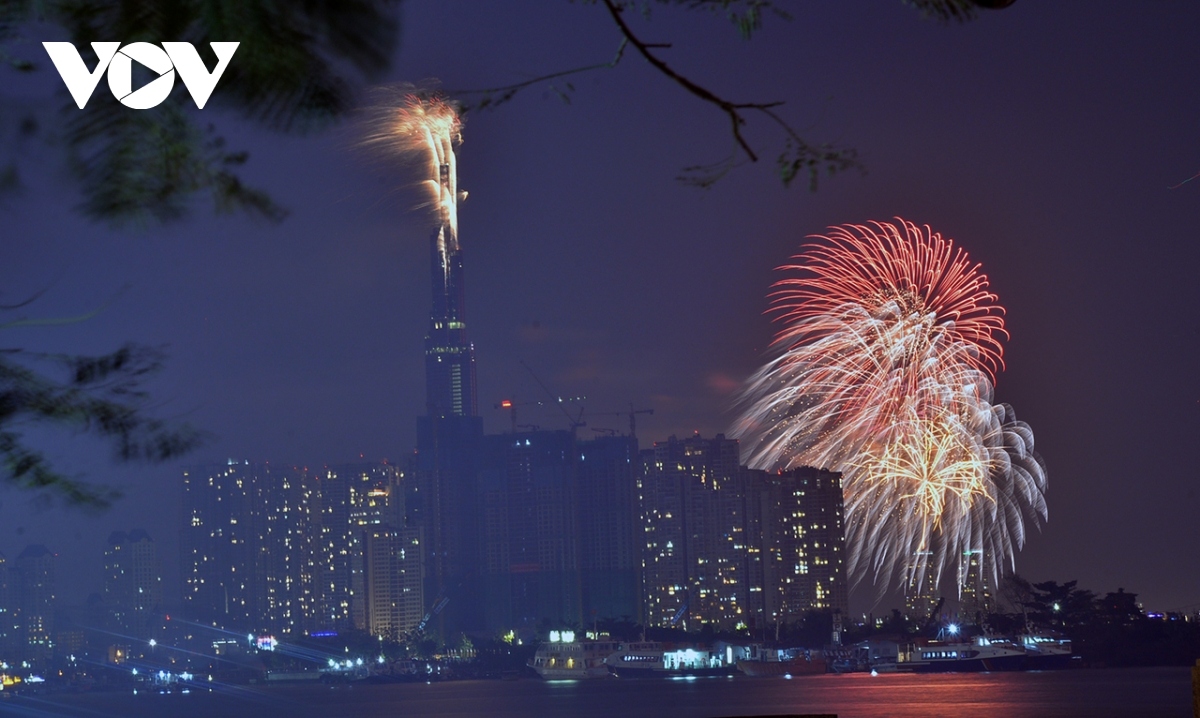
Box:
459 0 1014 190
0 341 205 508
0 0 402 225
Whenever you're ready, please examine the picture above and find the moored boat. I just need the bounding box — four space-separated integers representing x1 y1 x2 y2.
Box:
736 645 826 677
902 635 1027 673
605 641 737 678
1020 634 1075 670
529 633 621 679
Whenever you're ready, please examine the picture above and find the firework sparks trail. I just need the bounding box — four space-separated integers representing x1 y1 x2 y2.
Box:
362 90 464 274
1169 169 1200 190
731 219 1047 597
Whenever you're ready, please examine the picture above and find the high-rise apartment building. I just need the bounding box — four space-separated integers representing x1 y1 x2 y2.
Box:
15 544 56 660
479 430 582 632
0 551 14 657
314 462 407 631
363 526 424 639
103 529 163 635
639 436 848 632
903 550 941 623
958 548 992 621
578 435 641 624
181 462 318 635
753 467 848 624
639 434 756 630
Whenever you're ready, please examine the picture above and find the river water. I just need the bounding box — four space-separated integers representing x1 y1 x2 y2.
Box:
8 667 1192 718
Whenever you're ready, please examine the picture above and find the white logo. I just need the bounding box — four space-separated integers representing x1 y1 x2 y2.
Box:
42 41 239 110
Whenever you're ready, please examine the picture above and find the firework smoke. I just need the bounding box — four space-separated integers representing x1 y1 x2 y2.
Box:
732 219 1047 597
361 88 465 271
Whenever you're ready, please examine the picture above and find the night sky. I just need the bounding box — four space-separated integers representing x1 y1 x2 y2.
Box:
3 1 1199 617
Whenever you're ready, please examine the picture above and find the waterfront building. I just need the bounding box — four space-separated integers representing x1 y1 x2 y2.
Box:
639 434 755 630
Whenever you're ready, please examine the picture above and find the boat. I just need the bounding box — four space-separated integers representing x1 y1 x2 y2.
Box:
605 641 738 678
529 633 620 679
1020 634 1075 670
736 645 826 677
901 635 1027 673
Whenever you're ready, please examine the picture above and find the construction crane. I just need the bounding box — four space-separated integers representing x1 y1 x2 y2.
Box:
588 403 654 439
494 397 535 434
494 396 582 434
520 360 586 435
403 589 451 644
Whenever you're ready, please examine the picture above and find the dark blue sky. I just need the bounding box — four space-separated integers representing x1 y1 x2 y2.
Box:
3 1 1199 616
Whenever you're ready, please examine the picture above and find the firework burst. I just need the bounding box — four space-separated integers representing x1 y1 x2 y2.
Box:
361 89 465 268
732 219 1046 596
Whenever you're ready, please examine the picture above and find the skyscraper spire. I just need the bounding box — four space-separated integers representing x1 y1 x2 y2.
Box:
424 161 477 418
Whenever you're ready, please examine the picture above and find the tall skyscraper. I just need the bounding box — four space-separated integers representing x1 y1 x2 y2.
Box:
103 529 163 635
424 220 477 418
414 207 484 637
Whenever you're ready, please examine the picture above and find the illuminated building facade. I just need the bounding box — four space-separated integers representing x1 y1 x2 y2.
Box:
181 462 318 635
753 467 848 625
639 437 848 632
363 526 424 639
103 529 163 635
904 550 941 623
424 225 478 419
639 434 756 630
313 463 407 631
958 548 992 622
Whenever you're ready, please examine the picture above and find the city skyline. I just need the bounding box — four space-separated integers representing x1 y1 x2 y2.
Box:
2 0 1199 623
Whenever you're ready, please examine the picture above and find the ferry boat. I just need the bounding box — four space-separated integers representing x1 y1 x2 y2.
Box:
1020 634 1075 670
605 641 738 679
529 632 620 679
736 645 826 677
901 635 1027 673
